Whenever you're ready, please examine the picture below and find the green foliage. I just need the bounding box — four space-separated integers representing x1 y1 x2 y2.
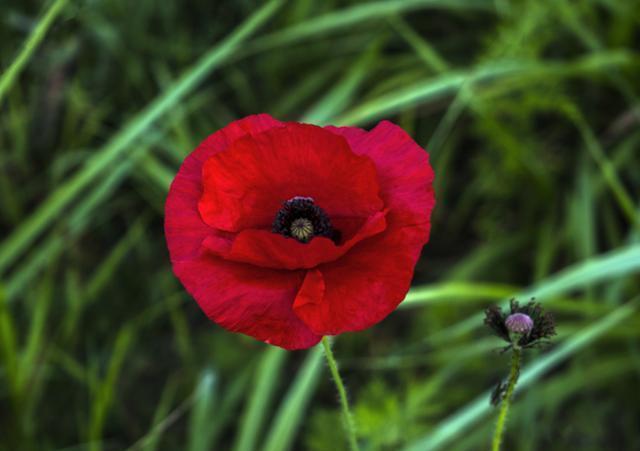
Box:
0 0 639 450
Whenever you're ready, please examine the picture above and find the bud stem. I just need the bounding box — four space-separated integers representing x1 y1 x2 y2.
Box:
491 347 522 451
321 336 359 451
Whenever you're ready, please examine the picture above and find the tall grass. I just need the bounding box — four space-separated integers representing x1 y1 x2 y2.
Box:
0 0 639 450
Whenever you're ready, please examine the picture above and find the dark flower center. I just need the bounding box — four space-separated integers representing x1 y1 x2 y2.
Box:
272 196 337 243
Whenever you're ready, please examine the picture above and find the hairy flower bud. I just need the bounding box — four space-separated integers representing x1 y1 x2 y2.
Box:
484 298 556 350
505 313 534 334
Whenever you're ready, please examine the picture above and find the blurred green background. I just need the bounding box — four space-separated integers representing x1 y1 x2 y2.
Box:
1 0 639 450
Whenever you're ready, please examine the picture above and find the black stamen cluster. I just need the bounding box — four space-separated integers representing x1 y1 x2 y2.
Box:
484 298 556 349
272 197 338 243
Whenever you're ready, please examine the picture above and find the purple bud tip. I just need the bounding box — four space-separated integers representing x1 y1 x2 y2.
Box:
505 313 533 334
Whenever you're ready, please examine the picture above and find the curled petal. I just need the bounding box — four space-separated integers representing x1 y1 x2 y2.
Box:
293 223 430 335
326 121 435 229
198 123 383 232
165 114 283 261
203 210 387 270
166 115 322 349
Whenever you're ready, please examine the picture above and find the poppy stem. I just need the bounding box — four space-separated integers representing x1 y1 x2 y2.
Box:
491 347 522 451
321 336 359 451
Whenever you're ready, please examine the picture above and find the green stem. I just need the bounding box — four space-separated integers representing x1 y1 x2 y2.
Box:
0 0 70 104
491 347 522 451
321 336 359 451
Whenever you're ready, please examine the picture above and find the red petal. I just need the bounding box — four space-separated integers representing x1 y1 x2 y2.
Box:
203 210 387 270
166 115 321 349
198 123 383 232
173 257 321 350
291 121 436 335
166 114 283 261
293 269 325 313
325 121 435 229
293 224 430 335
167 117 435 345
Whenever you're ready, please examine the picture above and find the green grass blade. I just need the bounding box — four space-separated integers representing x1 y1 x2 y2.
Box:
88 326 135 451
209 367 253 447
336 59 541 125
251 0 495 53
85 217 148 301
187 370 218 451
403 299 638 451
0 287 19 396
401 282 520 307
302 37 384 124
0 0 70 104
139 379 179 451
568 108 640 229
262 345 324 451
335 52 633 125
233 348 287 451
18 273 52 392
388 15 449 73
137 155 175 193
423 244 640 343
125 371 248 451
0 0 284 276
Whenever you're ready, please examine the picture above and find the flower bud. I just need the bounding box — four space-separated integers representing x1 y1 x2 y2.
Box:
505 313 533 334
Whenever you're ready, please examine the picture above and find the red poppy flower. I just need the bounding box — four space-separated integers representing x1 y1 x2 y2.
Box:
165 114 435 350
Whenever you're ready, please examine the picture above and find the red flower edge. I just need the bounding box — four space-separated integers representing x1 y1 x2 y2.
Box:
165 114 435 350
